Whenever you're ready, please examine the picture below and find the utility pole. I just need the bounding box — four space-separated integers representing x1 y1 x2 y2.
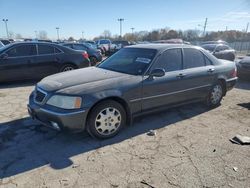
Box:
131 27 135 34
2 19 9 39
246 22 249 33
56 27 60 41
203 18 208 37
226 26 228 31
118 18 124 38
82 31 84 40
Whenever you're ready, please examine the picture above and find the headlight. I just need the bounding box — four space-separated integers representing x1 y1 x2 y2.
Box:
46 95 82 109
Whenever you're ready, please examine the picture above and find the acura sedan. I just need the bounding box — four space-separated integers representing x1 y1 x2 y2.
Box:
28 44 237 139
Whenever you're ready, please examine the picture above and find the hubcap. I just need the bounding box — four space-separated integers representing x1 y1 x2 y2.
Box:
211 85 223 104
63 66 74 72
95 107 121 136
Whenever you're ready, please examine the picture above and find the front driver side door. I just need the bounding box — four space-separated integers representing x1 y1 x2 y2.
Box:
142 48 186 111
0 44 36 82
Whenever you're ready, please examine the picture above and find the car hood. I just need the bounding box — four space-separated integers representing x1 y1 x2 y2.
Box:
37 67 132 93
239 57 250 64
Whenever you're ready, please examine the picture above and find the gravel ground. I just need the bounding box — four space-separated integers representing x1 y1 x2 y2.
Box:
0 80 249 188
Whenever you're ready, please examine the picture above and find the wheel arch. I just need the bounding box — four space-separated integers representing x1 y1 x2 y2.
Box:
217 78 227 96
86 96 132 128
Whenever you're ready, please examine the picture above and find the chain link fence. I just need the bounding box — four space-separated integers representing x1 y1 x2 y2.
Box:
228 42 250 55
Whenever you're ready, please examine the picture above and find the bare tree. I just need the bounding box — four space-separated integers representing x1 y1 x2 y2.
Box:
68 37 75 41
15 33 22 39
38 30 48 39
8 31 15 39
102 30 112 39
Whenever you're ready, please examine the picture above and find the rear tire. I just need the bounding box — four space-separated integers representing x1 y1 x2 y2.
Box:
86 100 126 139
60 64 76 72
206 82 224 107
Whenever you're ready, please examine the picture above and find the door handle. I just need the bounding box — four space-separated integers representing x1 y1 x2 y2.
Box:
207 68 215 73
176 73 186 78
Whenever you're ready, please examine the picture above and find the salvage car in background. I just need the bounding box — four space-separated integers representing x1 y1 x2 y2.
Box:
62 43 102 65
96 39 117 55
236 56 250 80
28 44 237 139
0 42 90 82
0 41 4 48
201 43 236 61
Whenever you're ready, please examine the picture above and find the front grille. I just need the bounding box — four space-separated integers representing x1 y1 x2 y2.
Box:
34 89 47 103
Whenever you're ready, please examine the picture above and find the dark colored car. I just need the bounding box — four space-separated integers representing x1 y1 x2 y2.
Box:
0 39 11 45
0 42 90 82
201 40 228 45
62 43 102 65
201 44 236 61
0 41 4 48
112 40 130 48
28 44 237 139
236 57 250 80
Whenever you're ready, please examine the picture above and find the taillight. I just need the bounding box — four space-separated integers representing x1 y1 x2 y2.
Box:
231 66 237 77
82 51 89 59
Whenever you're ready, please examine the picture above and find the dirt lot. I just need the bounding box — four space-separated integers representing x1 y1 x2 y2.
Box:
0 80 249 188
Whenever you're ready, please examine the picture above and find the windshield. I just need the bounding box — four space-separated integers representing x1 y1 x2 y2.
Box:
98 48 157 75
0 43 12 53
201 44 216 52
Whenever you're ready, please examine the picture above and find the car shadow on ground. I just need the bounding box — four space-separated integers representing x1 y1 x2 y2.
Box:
0 80 38 89
238 103 250 110
235 79 250 90
0 103 210 179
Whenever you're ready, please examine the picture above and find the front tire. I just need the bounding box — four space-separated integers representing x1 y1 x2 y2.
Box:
87 100 126 139
206 82 224 107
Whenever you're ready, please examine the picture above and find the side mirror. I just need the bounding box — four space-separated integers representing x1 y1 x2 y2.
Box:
0 53 8 59
149 68 165 77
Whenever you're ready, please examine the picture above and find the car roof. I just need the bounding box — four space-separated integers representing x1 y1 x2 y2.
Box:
12 41 55 45
125 43 193 51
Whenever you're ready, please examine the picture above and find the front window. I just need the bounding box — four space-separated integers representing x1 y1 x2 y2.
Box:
98 48 157 75
201 44 216 52
7 45 36 57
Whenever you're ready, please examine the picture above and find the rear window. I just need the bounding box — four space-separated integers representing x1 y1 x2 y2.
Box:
201 44 216 52
73 44 88 51
38 45 55 55
183 48 206 69
100 40 110 44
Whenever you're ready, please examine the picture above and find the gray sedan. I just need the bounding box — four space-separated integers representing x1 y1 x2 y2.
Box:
28 44 237 139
